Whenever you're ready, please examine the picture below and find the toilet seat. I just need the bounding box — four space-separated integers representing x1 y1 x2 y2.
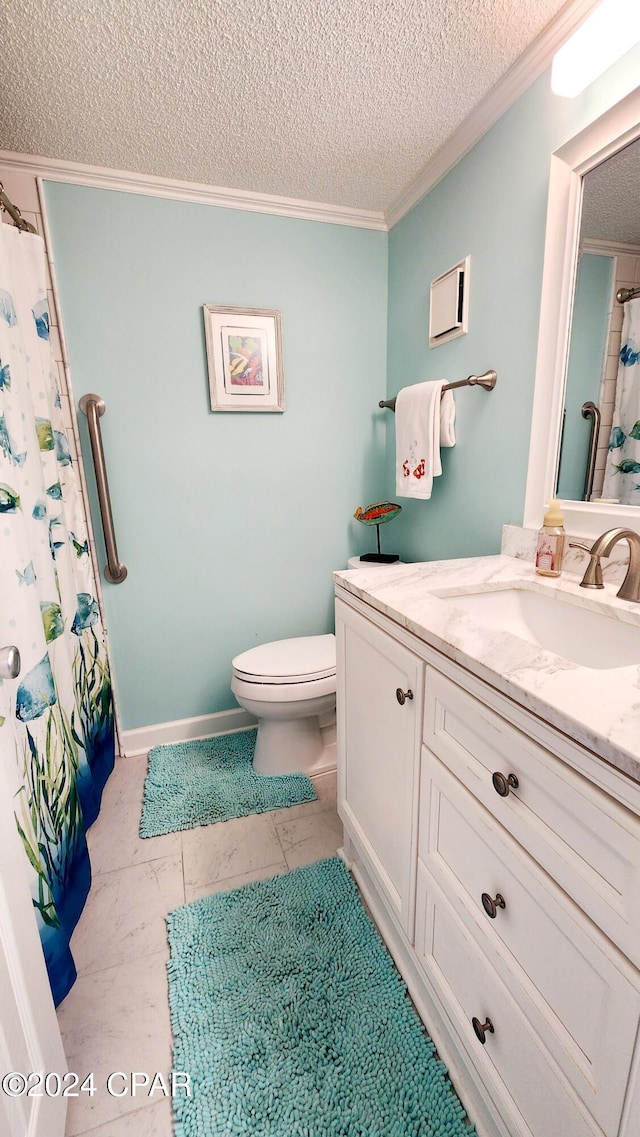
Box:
232 634 335 685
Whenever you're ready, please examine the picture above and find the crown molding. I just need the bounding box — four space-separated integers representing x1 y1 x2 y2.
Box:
384 0 602 229
0 150 387 232
582 237 640 257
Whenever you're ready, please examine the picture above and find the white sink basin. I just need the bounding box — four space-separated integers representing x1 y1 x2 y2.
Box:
441 587 640 670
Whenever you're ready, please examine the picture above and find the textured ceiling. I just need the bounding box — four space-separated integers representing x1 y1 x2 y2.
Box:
1 0 579 213
581 137 640 247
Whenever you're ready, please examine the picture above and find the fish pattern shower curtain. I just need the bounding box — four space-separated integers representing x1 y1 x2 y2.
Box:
603 297 640 504
0 220 114 1006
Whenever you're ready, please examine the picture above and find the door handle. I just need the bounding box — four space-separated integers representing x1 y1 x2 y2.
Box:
0 645 21 680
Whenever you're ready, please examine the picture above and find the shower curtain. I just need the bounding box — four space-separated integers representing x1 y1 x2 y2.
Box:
602 297 640 504
0 220 114 1006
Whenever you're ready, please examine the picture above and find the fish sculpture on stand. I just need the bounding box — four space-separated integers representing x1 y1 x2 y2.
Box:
353 500 402 563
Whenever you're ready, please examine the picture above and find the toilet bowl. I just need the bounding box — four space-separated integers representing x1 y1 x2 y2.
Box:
231 634 336 776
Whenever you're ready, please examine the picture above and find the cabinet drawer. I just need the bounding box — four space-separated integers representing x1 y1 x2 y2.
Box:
419 752 640 1135
424 667 640 964
415 867 606 1137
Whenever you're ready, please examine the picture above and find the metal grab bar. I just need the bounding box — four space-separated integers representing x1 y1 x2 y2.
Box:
79 394 128 584
581 400 601 502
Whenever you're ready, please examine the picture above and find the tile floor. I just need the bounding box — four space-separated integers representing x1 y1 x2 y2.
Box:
56 746 343 1136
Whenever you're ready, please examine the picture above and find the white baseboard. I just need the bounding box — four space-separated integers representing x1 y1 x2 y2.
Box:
119 708 257 757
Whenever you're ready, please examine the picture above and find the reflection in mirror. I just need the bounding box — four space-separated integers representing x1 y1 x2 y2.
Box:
557 136 640 506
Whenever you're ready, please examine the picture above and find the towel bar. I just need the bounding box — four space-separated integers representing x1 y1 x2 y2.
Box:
379 369 497 411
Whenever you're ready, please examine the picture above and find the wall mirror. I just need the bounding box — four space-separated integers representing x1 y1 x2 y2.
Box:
525 84 640 540
557 136 640 506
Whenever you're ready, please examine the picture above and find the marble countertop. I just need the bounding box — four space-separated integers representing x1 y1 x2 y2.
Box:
334 555 640 785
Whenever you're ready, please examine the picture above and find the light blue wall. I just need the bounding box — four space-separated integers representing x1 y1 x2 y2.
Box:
44 185 388 729
385 49 640 563
557 253 614 501
43 44 640 729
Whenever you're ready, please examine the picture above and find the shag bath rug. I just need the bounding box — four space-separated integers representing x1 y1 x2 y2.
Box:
166 856 476 1137
139 729 316 837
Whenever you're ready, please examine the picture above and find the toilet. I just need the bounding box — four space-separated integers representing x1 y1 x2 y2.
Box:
231 634 336 776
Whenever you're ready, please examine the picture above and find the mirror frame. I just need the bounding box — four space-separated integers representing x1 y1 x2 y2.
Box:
524 83 640 540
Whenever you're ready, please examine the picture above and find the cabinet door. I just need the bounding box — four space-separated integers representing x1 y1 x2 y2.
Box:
336 599 423 937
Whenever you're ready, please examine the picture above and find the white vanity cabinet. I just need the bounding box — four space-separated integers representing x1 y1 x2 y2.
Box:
335 587 640 1137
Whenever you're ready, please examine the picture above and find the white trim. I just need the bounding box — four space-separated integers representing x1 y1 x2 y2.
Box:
119 708 257 757
582 238 640 257
524 84 640 541
0 150 386 232
384 0 602 228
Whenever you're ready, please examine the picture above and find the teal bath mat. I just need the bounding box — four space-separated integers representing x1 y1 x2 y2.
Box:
139 730 316 837
166 857 476 1137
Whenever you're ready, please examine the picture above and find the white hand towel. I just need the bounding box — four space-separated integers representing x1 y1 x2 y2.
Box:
395 380 448 499
440 388 456 447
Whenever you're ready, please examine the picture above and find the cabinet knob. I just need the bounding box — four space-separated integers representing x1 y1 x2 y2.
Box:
492 771 519 797
472 1016 495 1045
396 687 414 705
481 892 506 919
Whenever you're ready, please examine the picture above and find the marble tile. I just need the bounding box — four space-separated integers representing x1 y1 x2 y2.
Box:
611 304 624 333
616 256 637 283
57 951 173 1136
181 810 283 891
276 809 344 870
269 769 337 825
500 524 537 561
87 755 182 877
499 525 628 583
71 855 184 975
185 859 290 903
71 1097 173 1137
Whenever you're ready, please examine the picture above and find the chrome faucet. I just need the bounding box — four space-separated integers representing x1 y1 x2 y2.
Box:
572 528 640 603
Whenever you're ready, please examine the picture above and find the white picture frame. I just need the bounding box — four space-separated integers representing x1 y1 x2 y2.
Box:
203 305 285 412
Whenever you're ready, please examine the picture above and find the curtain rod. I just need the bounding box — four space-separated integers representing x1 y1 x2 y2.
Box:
0 183 37 234
617 286 640 304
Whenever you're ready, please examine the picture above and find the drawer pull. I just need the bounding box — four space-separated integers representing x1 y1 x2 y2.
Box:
396 687 414 705
472 1016 495 1045
481 892 506 919
492 771 519 797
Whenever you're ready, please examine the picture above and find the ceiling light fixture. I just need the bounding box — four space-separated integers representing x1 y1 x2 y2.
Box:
551 0 640 97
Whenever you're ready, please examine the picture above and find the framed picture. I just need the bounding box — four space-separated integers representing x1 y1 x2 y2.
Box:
203 305 285 412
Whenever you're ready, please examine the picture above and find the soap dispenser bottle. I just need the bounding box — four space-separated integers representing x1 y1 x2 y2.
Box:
535 500 565 577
